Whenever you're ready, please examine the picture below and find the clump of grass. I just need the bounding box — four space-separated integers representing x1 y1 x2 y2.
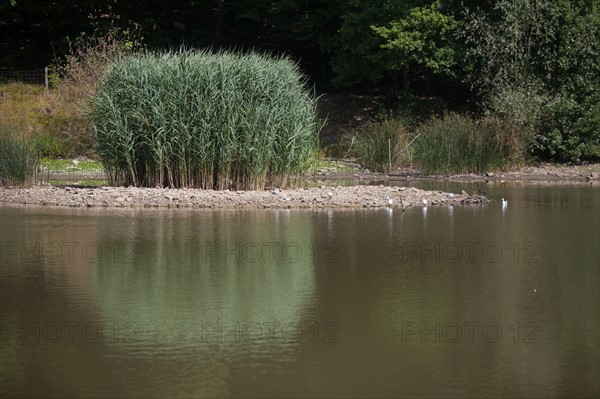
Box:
413 113 525 174
0 127 39 187
89 50 321 190
340 117 412 172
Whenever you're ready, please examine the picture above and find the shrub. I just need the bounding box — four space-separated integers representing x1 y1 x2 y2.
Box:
341 117 412 172
0 127 39 187
535 93 600 163
52 24 143 156
89 50 321 190
463 0 600 164
413 113 525 175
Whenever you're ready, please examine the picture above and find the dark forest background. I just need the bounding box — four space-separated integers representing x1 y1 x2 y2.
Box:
1 0 599 162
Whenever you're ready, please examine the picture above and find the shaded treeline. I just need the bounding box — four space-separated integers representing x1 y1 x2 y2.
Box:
1 0 598 163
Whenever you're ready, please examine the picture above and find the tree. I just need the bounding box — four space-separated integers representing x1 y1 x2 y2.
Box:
463 0 600 162
371 1 459 96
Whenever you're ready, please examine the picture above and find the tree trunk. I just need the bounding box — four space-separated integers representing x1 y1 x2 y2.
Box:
402 67 410 97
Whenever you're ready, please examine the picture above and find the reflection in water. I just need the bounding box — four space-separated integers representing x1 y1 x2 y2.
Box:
327 209 334 240
1 183 598 398
385 207 393 238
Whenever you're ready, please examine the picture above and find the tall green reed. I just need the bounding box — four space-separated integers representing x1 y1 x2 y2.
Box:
341 117 412 172
0 127 39 187
413 113 525 174
89 50 320 190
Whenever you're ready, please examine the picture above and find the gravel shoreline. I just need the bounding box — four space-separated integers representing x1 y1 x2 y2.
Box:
0 185 488 210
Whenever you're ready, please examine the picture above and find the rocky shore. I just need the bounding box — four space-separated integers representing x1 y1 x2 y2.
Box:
0 185 488 209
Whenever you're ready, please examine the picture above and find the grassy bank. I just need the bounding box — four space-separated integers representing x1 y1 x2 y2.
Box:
0 82 86 158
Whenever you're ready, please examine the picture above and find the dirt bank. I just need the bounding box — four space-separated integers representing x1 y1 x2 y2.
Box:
0 185 488 210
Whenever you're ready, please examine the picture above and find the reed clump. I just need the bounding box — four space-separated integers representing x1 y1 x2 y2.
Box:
341 117 412 172
413 113 525 174
0 127 39 187
89 50 320 190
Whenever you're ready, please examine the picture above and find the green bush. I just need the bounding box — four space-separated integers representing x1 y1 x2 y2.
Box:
36 133 71 158
341 117 412 172
534 93 600 163
413 113 525 175
89 50 320 190
463 0 600 164
0 127 39 187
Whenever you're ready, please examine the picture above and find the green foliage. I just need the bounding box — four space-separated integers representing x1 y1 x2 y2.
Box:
90 50 320 190
463 0 600 163
536 93 600 163
330 0 462 93
35 134 70 158
0 127 39 187
341 117 412 173
3 0 597 166
330 0 403 86
413 113 526 175
371 2 459 76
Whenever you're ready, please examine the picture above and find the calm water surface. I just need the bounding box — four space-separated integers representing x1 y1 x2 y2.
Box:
1 182 598 398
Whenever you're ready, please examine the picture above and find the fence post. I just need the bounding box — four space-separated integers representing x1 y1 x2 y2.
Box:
388 139 392 173
44 67 49 90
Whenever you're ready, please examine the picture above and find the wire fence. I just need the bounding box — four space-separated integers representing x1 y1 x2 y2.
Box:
0 68 48 88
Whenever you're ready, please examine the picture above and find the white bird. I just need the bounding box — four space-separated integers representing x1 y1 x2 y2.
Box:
271 188 280 195
72 159 80 166
327 191 334 198
421 198 428 205
502 198 508 208
384 196 393 206
281 196 291 202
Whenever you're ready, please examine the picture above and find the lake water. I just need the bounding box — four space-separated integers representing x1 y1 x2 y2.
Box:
1 182 598 398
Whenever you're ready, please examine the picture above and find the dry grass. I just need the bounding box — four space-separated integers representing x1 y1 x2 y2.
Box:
0 83 50 134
